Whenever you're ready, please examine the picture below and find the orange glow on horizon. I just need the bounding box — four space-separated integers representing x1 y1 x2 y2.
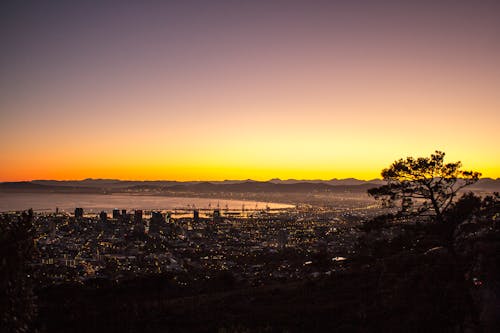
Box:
1 2 499 182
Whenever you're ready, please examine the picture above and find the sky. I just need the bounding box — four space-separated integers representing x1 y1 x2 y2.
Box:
1 1 499 181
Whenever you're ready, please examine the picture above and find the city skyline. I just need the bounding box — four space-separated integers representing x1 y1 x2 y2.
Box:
1 1 499 181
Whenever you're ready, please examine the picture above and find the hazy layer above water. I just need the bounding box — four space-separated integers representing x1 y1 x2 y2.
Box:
0 193 293 213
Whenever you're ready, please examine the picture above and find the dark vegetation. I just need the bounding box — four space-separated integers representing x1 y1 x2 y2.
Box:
0 210 37 333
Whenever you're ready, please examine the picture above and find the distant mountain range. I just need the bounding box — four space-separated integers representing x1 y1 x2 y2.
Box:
1 178 499 193
32 177 387 187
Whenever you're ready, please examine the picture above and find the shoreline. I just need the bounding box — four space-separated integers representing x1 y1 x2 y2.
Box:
0 191 295 213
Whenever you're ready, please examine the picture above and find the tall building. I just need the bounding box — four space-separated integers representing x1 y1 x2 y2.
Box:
99 211 107 222
134 210 143 224
74 208 84 219
133 210 144 234
213 209 222 223
121 209 130 222
193 210 199 222
112 209 120 219
149 211 164 234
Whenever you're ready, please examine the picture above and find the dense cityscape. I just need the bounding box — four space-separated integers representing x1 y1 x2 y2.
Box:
23 204 382 289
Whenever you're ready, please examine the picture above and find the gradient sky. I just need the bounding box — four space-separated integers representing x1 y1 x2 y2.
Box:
1 1 499 181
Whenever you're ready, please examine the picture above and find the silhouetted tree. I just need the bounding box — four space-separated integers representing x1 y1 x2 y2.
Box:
445 192 482 224
368 151 481 223
480 192 499 221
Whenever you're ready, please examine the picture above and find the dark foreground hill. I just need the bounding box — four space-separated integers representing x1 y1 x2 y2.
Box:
36 256 464 332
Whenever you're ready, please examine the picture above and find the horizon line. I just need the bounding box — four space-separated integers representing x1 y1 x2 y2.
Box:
2 177 499 183
2 177 381 182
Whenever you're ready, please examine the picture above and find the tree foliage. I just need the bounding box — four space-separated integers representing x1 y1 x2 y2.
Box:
368 151 481 222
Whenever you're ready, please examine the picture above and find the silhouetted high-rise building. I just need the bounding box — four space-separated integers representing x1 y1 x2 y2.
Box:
99 211 107 222
213 209 222 223
151 211 163 220
193 210 199 222
112 209 120 219
74 208 84 219
134 210 143 224
133 210 144 234
149 211 164 234
121 209 130 222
